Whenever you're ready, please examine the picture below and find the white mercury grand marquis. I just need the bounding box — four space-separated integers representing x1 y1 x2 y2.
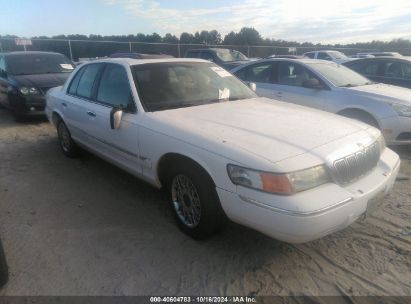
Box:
45 58 400 243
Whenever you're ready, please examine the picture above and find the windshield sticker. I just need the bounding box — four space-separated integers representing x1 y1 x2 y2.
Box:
211 67 232 78
218 88 230 100
60 64 74 70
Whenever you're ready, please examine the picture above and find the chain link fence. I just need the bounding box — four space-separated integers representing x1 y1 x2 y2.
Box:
1 37 411 61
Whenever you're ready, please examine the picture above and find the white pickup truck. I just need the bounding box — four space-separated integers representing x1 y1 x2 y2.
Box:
46 58 399 243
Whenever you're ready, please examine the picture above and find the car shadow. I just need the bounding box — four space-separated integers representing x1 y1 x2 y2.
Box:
0 108 49 126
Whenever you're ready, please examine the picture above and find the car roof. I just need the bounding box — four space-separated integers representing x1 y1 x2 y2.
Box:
3 51 64 57
80 57 209 66
343 56 411 64
303 50 341 53
186 48 235 52
261 58 335 65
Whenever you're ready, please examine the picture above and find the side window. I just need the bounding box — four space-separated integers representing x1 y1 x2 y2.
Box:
404 63 411 79
278 62 318 87
0 57 4 71
235 63 273 83
317 52 332 61
382 61 403 78
199 52 215 62
68 67 85 95
350 61 379 76
305 53 315 59
76 64 102 98
97 64 132 109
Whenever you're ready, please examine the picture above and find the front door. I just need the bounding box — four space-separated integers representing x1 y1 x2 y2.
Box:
269 61 332 110
82 63 142 175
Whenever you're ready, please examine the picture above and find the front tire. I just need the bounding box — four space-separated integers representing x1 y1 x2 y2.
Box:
57 120 79 158
167 161 226 239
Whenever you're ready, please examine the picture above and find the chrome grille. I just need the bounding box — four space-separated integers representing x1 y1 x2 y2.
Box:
332 141 380 184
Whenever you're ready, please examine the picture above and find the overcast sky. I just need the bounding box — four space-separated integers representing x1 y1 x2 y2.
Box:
1 0 411 44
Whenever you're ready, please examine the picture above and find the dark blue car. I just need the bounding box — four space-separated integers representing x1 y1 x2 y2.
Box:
343 57 411 89
0 51 74 120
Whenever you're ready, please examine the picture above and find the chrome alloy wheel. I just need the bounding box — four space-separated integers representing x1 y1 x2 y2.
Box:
171 174 201 228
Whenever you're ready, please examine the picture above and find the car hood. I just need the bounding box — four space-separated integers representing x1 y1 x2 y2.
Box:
11 73 71 88
151 98 373 164
347 83 411 106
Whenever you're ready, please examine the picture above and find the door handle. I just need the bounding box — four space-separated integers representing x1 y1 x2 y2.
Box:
276 91 283 97
86 111 96 117
62 102 67 107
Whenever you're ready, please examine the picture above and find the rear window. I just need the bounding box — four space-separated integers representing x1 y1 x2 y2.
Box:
6 53 74 76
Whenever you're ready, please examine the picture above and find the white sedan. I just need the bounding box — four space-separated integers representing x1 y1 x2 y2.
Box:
231 58 411 145
46 58 399 243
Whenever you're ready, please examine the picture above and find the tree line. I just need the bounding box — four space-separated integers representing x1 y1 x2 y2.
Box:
1 27 411 59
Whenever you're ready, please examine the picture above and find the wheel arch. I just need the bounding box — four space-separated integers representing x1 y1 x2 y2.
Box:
156 153 216 190
337 107 381 129
51 110 64 127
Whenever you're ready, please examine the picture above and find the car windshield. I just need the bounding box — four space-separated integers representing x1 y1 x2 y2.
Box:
132 62 256 111
6 53 74 75
307 62 371 87
328 51 348 59
214 49 248 62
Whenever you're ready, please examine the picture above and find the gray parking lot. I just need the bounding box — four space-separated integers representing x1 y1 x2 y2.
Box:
0 107 410 296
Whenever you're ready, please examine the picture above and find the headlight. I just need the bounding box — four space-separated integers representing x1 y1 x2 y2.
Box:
392 103 411 118
376 134 386 152
227 164 330 195
19 87 39 95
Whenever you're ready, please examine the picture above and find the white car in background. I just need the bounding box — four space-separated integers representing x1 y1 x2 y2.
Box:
303 50 355 64
231 58 411 145
46 58 399 243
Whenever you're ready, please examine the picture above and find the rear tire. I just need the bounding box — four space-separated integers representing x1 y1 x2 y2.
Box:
166 161 227 239
57 120 79 158
0 238 8 288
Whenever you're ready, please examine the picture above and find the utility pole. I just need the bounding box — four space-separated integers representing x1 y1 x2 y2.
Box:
68 40 73 61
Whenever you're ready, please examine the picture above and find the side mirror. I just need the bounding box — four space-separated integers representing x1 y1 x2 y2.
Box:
248 82 257 92
302 78 323 90
110 106 123 129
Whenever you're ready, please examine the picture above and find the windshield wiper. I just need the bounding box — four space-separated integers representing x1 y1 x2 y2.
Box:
153 103 198 111
339 84 357 88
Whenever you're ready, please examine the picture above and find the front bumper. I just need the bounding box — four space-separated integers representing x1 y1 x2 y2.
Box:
380 115 411 145
9 93 46 115
217 148 400 243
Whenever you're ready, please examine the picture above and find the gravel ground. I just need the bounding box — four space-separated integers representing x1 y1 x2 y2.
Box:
0 107 410 297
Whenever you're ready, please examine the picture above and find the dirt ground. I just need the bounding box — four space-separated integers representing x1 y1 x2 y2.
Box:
0 107 410 297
